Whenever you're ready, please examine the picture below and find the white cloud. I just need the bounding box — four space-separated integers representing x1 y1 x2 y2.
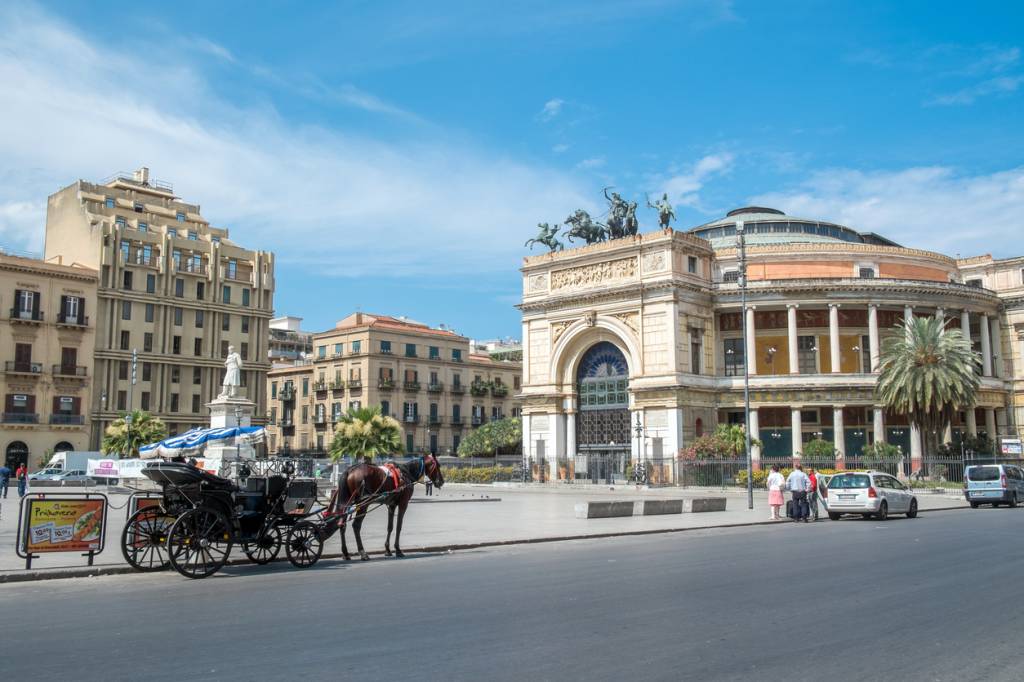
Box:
750 166 1024 258
552 143 570 154
658 152 735 207
576 157 606 170
928 75 1023 106
538 98 564 122
0 6 591 275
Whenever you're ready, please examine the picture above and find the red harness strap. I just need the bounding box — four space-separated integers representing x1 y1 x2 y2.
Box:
384 462 402 491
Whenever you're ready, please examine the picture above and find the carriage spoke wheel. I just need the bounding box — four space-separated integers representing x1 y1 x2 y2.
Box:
121 507 174 572
244 525 282 565
167 507 234 579
286 522 324 568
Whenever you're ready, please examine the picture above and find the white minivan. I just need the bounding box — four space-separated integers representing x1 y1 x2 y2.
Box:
824 471 919 520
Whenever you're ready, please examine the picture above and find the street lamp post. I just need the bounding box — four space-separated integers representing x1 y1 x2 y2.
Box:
634 412 646 485
738 222 754 510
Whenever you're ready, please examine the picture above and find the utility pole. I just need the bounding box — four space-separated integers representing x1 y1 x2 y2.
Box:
126 348 137 458
739 222 754 510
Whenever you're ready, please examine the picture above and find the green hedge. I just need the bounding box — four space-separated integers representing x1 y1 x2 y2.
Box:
735 468 838 487
443 466 515 484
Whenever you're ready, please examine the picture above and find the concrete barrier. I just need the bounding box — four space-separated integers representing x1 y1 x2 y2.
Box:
684 497 727 512
637 499 684 516
574 500 636 519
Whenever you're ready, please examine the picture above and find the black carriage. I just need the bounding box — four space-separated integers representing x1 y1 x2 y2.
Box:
120 462 327 578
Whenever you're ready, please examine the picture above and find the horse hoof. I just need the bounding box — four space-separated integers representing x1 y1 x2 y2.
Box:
395 550 405 558
384 549 392 557
360 553 370 561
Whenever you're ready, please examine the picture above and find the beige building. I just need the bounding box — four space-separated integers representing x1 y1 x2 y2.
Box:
520 206 1017 482
43 168 275 446
1 253 97 469
265 312 522 456
269 315 313 363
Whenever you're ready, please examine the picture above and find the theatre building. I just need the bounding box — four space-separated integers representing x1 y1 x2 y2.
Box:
519 207 1017 482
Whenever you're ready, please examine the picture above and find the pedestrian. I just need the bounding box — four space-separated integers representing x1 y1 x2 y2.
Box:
424 476 433 497
16 463 28 498
766 464 785 520
786 464 811 523
0 465 10 499
807 467 819 521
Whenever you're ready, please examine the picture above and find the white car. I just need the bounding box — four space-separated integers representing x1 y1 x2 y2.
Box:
28 468 64 481
823 470 919 520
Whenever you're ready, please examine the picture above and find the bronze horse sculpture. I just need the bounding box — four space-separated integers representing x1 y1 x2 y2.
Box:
328 454 444 560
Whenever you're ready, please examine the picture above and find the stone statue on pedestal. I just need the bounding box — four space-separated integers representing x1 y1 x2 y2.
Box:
647 192 676 229
219 346 243 399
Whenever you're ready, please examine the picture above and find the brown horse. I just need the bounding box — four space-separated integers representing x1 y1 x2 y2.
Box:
331 454 444 560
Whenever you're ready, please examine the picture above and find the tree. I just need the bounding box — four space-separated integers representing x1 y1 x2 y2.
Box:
861 442 900 463
101 410 168 458
877 316 981 457
679 424 762 460
328 405 402 462
457 417 522 457
802 438 836 460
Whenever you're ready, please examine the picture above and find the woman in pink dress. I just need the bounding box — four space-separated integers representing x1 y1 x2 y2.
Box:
766 464 785 520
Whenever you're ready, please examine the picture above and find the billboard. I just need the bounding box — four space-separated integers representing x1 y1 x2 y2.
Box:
20 497 106 554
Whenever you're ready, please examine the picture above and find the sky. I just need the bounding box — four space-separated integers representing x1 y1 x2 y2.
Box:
1 1 1022 339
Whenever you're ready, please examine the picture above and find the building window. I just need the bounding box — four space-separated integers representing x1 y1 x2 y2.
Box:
173 307 183 326
140 391 150 411
380 341 391 354
188 231 198 241
242 288 251 307
227 258 237 279
722 270 740 284
115 216 126 228
318 345 327 359
220 340 229 357
196 281 205 301
222 313 230 332
453 434 461 451
167 227 177 238
452 373 462 388
861 334 872 373
170 393 179 412
146 273 156 293
688 256 698 274
212 235 220 244
302 378 309 397
723 338 744 376
120 330 130 350
271 381 277 398
352 340 361 354
105 197 115 208
302 405 309 424
195 310 204 328
119 361 129 380
171 366 180 383
138 222 148 232
966 279 983 288
222 285 231 303
858 267 875 279
798 335 818 374
194 338 203 356
690 330 702 375
193 367 201 384
240 343 248 360
172 336 181 354
143 332 153 353
122 270 133 291
192 395 201 413
241 316 250 333
452 349 462 362
429 346 440 360
117 390 127 411
174 278 184 298
405 343 417 358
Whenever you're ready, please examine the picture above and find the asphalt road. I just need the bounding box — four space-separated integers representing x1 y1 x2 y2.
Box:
2 509 1023 681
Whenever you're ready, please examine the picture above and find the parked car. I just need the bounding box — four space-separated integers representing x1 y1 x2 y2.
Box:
28 468 65 481
53 469 92 485
964 464 1024 508
823 471 919 520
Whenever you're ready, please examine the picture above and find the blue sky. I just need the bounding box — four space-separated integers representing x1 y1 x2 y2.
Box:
1 1 1022 339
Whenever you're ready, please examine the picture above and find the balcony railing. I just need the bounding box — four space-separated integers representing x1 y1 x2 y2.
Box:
331 413 343 424
427 383 444 393
428 415 442 425
3 413 39 424
403 415 420 424
280 419 294 428
57 313 89 327
174 261 208 276
348 379 363 389
5 361 42 374
450 416 464 426
330 380 345 391
349 348 364 356
220 267 254 284
9 308 43 323
52 364 88 377
279 387 296 401
314 415 327 426
470 382 489 397
472 415 486 426
450 384 465 394
50 414 84 425
123 252 159 267
404 381 421 392
377 379 395 390
313 381 327 392
491 385 509 398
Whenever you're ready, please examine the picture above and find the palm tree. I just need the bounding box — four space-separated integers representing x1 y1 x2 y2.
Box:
328 405 402 462
715 423 764 458
877 316 981 457
101 410 168 458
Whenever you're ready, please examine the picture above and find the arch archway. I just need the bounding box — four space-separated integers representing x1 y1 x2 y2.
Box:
5 441 29 469
54 441 74 453
575 342 631 483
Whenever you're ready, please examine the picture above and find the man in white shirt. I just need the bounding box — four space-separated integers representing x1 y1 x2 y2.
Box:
786 464 811 522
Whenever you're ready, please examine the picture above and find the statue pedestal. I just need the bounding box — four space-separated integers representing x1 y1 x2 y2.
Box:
206 395 256 462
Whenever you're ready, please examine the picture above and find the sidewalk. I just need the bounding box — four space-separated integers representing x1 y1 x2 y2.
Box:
0 482 969 582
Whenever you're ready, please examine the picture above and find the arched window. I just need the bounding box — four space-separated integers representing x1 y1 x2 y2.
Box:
695 418 704 437
577 342 629 410
54 441 74 453
5 441 29 468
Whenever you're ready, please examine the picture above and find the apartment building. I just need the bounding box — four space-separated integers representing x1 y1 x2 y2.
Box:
269 315 313 363
265 312 522 456
43 168 275 446
0 253 97 468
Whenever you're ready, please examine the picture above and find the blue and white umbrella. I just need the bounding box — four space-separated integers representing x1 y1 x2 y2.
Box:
139 426 265 459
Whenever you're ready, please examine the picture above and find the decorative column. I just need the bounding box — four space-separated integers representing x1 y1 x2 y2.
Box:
942 422 953 446
960 310 971 346
565 411 576 463
787 304 799 374
935 307 945 333
873 407 885 444
833 406 846 461
966 408 978 436
990 317 1003 378
749 408 761 471
868 304 880 372
980 314 992 377
829 304 841 373
910 423 923 474
791 407 802 459
904 305 913 326
985 408 997 440
745 306 757 375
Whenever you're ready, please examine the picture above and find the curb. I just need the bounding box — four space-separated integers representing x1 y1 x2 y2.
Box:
0 504 970 584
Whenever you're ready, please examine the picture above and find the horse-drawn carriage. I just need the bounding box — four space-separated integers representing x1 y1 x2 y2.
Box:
121 461 335 579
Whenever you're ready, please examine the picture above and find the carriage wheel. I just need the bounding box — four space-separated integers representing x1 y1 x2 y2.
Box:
167 507 234 579
121 506 175 572
286 522 324 568
244 525 282 565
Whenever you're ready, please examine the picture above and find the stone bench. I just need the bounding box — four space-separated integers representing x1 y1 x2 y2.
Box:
684 497 727 512
637 499 683 516
574 500 636 518
574 497 727 518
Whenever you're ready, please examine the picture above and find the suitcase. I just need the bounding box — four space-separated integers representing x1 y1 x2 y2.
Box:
785 500 794 518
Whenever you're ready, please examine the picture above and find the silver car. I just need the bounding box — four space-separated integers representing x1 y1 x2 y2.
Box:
28 468 64 481
824 470 919 520
53 469 92 485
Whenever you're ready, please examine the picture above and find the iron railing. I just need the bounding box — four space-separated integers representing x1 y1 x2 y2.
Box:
5 361 42 374
3 412 39 424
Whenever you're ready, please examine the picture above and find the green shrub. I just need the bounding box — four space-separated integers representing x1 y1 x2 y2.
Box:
442 466 515 484
734 467 838 487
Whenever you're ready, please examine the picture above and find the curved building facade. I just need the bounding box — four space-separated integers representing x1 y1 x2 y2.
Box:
519 207 1019 481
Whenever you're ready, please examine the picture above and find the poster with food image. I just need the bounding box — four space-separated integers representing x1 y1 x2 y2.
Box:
23 499 106 553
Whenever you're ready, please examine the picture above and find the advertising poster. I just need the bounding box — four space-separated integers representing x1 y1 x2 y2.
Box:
87 459 119 478
23 499 106 553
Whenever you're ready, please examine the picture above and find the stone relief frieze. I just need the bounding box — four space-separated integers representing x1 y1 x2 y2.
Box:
612 311 639 336
642 252 666 272
550 320 573 345
528 274 548 292
550 257 637 291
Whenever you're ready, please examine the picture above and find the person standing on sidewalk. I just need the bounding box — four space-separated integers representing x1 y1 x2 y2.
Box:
807 468 819 521
0 465 10 499
786 464 811 522
15 463 28 498
766 465 785 520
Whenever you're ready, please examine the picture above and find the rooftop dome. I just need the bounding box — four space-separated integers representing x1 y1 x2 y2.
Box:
688 207 900 249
